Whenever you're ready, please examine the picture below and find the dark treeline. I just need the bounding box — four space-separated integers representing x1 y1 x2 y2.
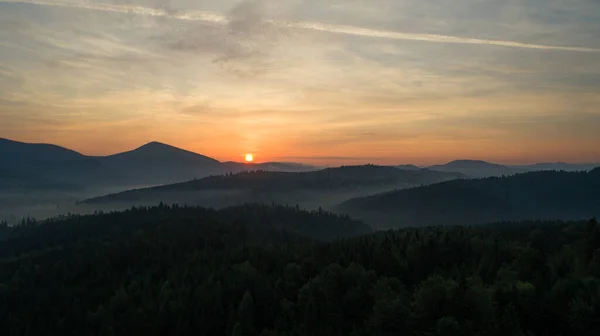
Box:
1 204 600 335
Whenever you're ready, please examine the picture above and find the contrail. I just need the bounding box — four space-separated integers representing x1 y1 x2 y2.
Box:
1 0 228 23
288 22 600 53
3 0 600 53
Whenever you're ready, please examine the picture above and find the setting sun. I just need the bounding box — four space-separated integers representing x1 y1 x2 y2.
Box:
245 154 254 162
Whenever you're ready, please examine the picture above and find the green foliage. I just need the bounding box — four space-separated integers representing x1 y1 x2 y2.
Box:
1 205 599 335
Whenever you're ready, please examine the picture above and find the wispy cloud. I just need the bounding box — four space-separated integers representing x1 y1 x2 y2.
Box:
3 0 600 53
1 0 227 23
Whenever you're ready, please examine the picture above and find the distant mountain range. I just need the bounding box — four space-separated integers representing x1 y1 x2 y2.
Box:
3 138 596 190
0 138 318 190
395 164 421 171
219 161 317 175
2 137 599 223
427 160 518 178
0 138 118 190
515 162 600 171
425 159 598 178
82 165 465 210
336 168 600 229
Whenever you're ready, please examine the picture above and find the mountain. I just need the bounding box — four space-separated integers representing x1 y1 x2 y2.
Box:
425 160 600 178
1 138 320 189
82 164 465 210
517 162 599 172
96 142 320 185
0 138 86 162
395 164 421 171
428 159 521 178
337 168 600 229
220 161 318 174
0 138 326 221
0 138 116 189
96 141 222 185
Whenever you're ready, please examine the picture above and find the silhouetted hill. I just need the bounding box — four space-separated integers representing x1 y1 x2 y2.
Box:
220 161 317 174
82 165 465 209
0 139 328 221
395 164 421 170
96 142 221 185
0 138 88 162
517 162 599 172
337 169 600 228
1 138 321 190
428 159 521 177
100 141 219 165
0 138 116 189
426 160 599 178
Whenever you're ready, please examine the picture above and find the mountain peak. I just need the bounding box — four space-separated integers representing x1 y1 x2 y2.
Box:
136 141 173 150
447 159 492 165
131 141 202 156
442 160 506 168
103 141 220 165
396 164 421 171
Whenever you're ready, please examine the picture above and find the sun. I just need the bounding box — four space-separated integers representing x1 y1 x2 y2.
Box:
245 154 254 162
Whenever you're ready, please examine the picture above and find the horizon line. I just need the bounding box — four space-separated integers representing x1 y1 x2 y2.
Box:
2 136 599 167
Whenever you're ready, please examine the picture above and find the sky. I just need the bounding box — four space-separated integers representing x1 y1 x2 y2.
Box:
0 0 599 165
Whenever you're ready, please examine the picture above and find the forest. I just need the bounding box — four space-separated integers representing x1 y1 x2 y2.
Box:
2 204 599 335
338 168 600 228
82 165 462 204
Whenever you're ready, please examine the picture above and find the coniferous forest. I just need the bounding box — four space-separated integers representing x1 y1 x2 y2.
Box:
1 204 599 335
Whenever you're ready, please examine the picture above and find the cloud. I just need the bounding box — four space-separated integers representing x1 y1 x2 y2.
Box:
149 0 284 77
3 0 599 53
1 0 227 23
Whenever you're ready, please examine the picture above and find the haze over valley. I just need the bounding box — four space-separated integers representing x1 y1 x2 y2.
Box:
1 137 598 225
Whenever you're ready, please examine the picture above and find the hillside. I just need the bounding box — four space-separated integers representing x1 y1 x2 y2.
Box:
82 165 465 209
337 168 600 228
0 138 86 162
395 164 421 170
427 159 599 178
97 142 222 185
1 205 599 335
428 159 520 178
220 161 317 174
0 139 323 223
0 138 118 189
517 162 599 172
1 138 319 189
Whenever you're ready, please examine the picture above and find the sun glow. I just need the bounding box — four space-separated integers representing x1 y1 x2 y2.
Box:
245 154 254 162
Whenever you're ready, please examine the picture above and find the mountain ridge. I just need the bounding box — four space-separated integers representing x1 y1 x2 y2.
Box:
100 141 220 164
81 164 465 210
2 138 598 190
0 138 320 188
336 169 600 228
0 137 87 162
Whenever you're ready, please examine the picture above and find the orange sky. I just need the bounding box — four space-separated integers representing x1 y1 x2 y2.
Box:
1 0 599 165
